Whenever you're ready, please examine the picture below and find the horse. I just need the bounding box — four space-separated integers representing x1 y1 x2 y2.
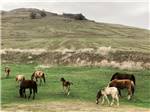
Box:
31 70 46 85
60 77 73 96
96 86 119 106
19 80 37 99
109 79 135 100
110 72 136 96
111 72 136 85
16 75 25 86
4 67 11 77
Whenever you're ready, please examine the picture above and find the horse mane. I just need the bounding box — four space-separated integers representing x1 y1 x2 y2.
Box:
110 72 118 81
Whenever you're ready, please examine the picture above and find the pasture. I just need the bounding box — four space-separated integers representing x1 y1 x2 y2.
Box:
1 64 150 111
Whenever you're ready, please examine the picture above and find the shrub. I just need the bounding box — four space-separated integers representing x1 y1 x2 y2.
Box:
30 12 36 19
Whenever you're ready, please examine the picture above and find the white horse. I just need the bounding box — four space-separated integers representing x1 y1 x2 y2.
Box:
16 75 25 86
96 86 119 106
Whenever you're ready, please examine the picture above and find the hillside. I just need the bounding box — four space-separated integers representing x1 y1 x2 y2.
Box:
1 8 150 69
1 8 150 52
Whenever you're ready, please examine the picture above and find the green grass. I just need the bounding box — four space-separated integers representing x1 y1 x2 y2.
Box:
1 64 150 108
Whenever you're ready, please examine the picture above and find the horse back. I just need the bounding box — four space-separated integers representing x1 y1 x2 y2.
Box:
20 80 37 88
109 79 132 89
33 71 44 78
111 72 135 84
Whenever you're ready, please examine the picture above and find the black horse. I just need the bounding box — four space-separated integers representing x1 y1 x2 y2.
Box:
111 72 136 85
110 72 135 96
19 80 37 99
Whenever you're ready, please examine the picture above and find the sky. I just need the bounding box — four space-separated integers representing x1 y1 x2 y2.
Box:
1 0 150 29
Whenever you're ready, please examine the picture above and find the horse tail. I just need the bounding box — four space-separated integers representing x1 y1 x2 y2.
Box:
131 75 136 85
131 81 135 95
34 82 38 93
43 73 46 83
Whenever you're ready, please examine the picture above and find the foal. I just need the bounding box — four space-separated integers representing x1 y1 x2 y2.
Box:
60 77 73 96
96 86 119 106
4 67 11 77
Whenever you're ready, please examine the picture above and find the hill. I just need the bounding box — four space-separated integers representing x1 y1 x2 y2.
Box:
1 8 150 69
1 8 150 52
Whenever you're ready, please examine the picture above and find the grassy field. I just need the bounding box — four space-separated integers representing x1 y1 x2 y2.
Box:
1 64 150 109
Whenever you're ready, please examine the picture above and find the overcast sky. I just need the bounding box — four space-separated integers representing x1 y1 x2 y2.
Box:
1 0 150 29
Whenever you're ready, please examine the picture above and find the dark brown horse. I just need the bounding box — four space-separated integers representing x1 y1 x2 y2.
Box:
19 80 37 99
31 70 46 85
111 72 136 85
109 79 135 100
60 77 73 96
4 67 11 77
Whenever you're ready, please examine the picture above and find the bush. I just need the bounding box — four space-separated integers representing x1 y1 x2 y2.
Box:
40 10 47 17
63 13 87 20
30 12 36 19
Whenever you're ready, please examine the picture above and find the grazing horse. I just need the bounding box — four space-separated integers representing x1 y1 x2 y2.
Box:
60 77 73 96
109 79 135 100
111 72 136 85
31 70 46 85
16 75 25 86
96 86 119 106
19 80 37 99
4 67 11 77
110 72 136 96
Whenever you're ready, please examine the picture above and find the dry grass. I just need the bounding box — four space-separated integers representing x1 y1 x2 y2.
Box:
2 101 150 112
1 47 150 70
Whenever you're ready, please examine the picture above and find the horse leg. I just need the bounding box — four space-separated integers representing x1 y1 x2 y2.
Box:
43 75 46 83
110 98 114 106
33 89 35 99
28 88 32 99
101 96 105 105
23 89 26 98
105 95 110 105
63 86 66 95
127 87 132 100
19 88 23 97
118 89 122 97
115 95 119 106
67 86 71 96
40 78 42 86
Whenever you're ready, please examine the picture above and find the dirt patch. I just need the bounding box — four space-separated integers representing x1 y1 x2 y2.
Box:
1 101 150 112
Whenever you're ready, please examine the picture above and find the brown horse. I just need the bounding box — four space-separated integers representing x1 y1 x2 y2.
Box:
60 77 73 96
4 67 11 77
111 72 136 85
19 80 37 99
31 70 46 85
109 79 135 100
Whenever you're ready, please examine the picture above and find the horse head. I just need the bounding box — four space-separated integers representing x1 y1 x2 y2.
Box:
60 77 65 82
